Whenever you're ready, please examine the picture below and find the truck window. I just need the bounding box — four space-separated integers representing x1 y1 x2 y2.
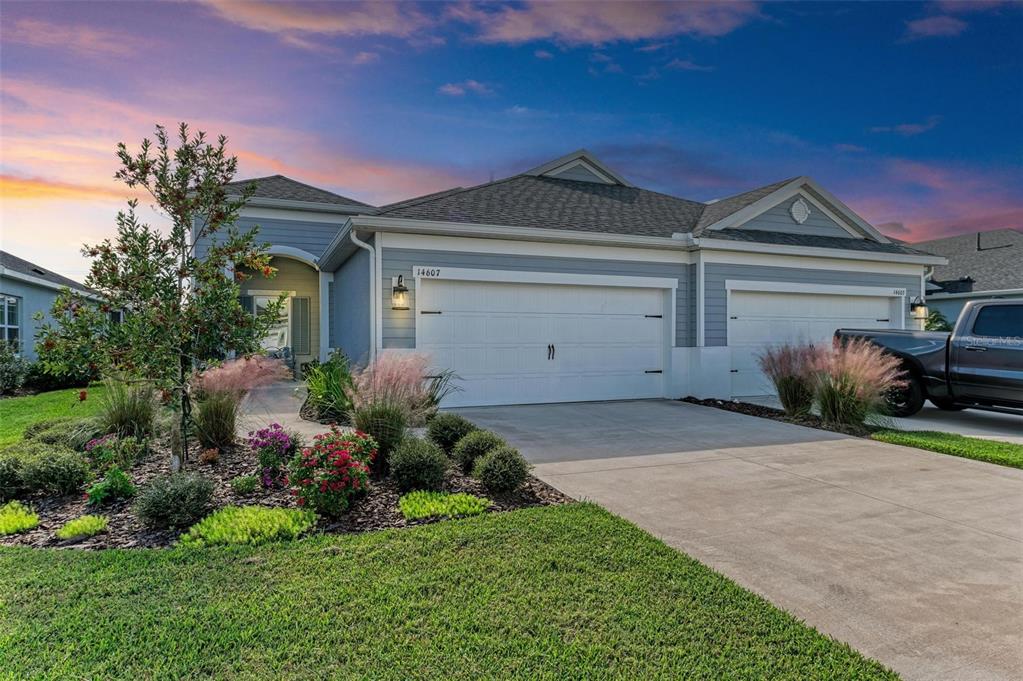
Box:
971 305 1023 338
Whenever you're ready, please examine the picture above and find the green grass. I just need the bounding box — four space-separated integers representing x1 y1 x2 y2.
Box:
872 429 1023 469
0 504 896 679
0 386 107 447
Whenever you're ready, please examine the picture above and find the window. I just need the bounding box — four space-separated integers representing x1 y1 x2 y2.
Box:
1 295 20 350
971 305 1023 338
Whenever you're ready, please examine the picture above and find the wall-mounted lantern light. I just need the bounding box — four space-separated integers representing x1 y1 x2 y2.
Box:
909 295 928 320
391 275 410 310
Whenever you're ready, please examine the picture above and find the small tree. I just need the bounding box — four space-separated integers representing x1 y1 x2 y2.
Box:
37 123 283 470
925 309 953 332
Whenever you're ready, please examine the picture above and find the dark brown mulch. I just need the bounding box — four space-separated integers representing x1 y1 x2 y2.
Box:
680 396 871 437
1 438 570 551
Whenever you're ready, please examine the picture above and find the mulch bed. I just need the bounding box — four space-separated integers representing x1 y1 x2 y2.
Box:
680 396 872 437
1 439 570 551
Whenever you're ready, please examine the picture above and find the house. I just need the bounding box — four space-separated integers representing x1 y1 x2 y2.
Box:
195 150 945 406
915 229 1023 322
0 250 94 361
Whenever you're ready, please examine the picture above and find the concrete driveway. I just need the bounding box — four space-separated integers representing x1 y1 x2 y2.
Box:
456 400 1023 681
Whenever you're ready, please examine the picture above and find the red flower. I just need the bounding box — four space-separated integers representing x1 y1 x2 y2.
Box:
78 390 88 402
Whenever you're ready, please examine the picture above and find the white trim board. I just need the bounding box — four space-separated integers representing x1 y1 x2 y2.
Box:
695 240 943 266
267 245 320 268
411 266 678 290
725 280 910 298
928 288 1023 300
240 206 354 225
699 248 926 275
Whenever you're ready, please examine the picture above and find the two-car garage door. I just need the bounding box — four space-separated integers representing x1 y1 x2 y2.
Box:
728 290 900 397
417 278 668 407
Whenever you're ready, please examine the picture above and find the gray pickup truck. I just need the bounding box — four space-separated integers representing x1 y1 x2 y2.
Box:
835 299 1023 416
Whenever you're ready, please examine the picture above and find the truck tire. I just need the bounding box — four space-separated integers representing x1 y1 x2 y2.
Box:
930 397 966 411
887 377 925 417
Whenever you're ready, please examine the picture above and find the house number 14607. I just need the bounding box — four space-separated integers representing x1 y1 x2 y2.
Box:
416 268 442 277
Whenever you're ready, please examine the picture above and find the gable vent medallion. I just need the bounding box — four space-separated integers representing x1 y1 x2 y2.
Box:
790 197 811 224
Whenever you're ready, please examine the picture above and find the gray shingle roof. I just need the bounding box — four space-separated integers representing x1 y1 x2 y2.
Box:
712 229 932 256
693 178 797 234
1 250 90 292
224 175 373 208
914 229 1023 292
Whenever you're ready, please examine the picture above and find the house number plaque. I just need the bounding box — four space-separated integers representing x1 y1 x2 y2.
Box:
415 267 442 278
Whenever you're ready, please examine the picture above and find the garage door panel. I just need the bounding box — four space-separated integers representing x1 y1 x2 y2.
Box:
417 278 667 407
729 290 897 398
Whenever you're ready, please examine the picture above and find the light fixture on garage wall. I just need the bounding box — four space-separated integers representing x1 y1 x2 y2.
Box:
391 275 410 310
909 295 928 320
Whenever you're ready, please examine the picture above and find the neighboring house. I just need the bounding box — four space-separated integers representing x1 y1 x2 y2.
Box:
0 250 93 361
195 150 945 406
915 229 1023 321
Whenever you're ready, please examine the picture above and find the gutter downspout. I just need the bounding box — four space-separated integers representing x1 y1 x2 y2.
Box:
349 230 377 362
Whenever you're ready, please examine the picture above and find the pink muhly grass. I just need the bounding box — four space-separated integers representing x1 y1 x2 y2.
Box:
346 352 432 421
195 355 291 397
757 343 827 416
816 338 906 427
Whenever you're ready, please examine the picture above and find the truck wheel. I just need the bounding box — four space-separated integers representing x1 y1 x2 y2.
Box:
887 377 925 417
930 397 966 411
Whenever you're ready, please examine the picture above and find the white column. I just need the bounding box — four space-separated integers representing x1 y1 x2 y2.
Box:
318 270 333 362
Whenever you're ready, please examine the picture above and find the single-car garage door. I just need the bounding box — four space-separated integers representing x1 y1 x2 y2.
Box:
417 278 668 407
729 289 900 397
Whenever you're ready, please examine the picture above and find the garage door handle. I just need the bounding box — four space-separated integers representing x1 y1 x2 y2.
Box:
644 370 662 374
876 318 890 322
551 344 555 359
965 346 987 352
547 344 553 360
420 310 442 315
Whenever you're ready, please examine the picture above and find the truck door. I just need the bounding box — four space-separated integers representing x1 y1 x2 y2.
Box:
951 303 1023 405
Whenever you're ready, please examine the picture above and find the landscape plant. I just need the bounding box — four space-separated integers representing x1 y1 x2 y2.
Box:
0 343 30 394
303 350 355 422
398 490 490 521
452 430 506 473
247 422 300 487
55 515 108 540
426 412 477 454
388 437 449 492
193 356 291 450
25 417 106 452
135 472 214 529
287 430 373 516
757 343 826 417
0 441 88 499
816 338 905 428
35 123 284 470
351 403 407 475
925 309 954 332
179 506 316 547
230 475 259 495
0 500 39 535
85 468 136 506
97 379 156 438
84 434 146 472
473 446 530 494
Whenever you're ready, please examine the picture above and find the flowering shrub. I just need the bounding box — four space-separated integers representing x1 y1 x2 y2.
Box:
247 423 300 487
756 344 827 417
85 434 146 472
816 338 906 428
287 428 375 517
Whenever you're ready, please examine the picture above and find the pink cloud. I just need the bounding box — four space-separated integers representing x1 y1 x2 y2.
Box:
353 50 380 64
870 115 941 136
450 1 761 45
437 79 493 96
1 18 145 58
197 0 432 41
534 48 554 59
903 15 968 40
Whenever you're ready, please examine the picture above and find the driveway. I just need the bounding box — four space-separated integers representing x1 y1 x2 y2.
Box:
455 400 1023 681
888 404 1023 444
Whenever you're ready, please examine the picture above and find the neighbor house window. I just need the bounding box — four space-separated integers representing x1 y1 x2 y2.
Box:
1 295 20 351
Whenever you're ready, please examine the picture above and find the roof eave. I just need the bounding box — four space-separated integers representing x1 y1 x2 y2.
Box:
229 194 377 215
694 236 947 266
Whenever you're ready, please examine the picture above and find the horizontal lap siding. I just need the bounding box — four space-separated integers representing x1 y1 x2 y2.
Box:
333 245 371 364
193 217 344 260
380 248 691 349
740 196 854 239
704 263 922 347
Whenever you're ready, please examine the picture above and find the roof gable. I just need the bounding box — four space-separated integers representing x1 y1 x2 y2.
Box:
0 250 90 293
916 229 1023 293
523 149 633 187
224 175 373 208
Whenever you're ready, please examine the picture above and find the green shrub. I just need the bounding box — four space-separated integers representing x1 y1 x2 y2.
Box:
135 473 214 529
0 440 88 499
426 413 477 454
230 475 259 495
25 417 106 452
389 437 448 492
98 380 156 438
0 344 30 395
179 506 317 547
287 432 371 517
85 467 136 506
84 434 146 472
56 514 108 540
398 491 490 521
351 402 407 475
473 446 530 494
452 430 506 473
0 500 39 535
304 350 354 422
194 390 240 450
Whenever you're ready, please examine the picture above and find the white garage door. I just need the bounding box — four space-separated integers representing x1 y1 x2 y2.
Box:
417 278 667 407
729 290 898 397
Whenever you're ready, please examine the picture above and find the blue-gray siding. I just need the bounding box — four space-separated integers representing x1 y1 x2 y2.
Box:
0 277 65 361
703 263 922 346
739 195 853 239
380 248 691 349
193 217 345 260
333 242 371 363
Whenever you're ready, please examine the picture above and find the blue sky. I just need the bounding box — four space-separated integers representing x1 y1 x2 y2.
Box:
1 1 1021 278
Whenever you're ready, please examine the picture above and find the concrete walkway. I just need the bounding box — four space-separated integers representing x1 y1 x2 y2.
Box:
239 381 327 441
456 400 1023 681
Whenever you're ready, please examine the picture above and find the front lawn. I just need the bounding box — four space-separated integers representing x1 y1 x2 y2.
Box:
0 386 106 447
872 429 1023 469
0 503 895 679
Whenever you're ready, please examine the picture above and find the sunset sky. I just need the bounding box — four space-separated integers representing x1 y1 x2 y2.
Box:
2 0 1021 281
